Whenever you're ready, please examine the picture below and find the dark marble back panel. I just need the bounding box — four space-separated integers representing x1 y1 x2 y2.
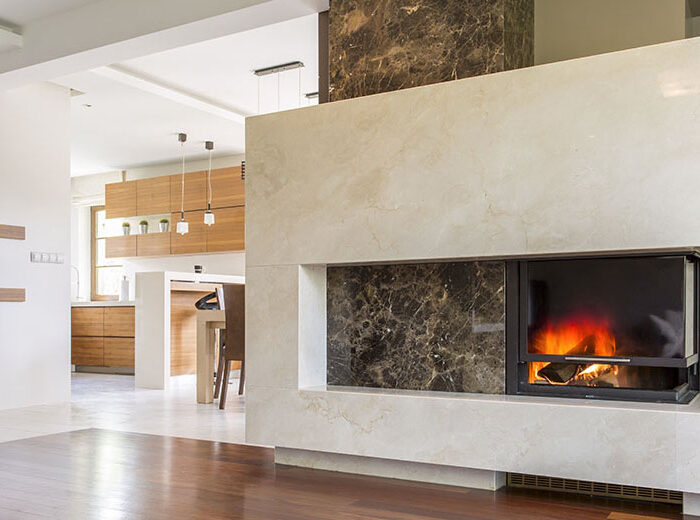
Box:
328 0 534 101
504 0 534 70
327 261 506 394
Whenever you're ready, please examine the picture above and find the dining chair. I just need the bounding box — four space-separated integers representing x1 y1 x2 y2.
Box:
217 283 245 409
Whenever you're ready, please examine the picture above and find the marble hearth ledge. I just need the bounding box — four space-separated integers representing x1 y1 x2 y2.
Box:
246 383 700 493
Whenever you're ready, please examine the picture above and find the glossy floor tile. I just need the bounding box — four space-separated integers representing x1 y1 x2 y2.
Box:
0 373 246 444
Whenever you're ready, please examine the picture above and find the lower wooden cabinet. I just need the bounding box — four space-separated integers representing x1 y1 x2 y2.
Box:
104 337 135 367
71 337 104 366
71 306 135 371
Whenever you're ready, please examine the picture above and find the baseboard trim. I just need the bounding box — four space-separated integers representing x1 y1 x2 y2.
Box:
274 447 506 491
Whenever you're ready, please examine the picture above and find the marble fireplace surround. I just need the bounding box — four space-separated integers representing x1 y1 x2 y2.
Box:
245 36 700 507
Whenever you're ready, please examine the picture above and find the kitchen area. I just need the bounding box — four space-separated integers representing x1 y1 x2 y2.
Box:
69 154 247 414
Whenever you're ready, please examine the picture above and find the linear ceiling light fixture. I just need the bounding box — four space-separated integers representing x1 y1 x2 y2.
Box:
204 140 215 226
176 133 189 235
253 61 304 76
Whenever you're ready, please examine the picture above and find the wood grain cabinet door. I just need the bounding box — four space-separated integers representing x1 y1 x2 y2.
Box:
104 307 135 337
210 166 244 209
206 206 245 252
104 337 135 368
137 176 171 215
71 307 104 337
137 233 170 257
71 337 104 366
170 171 207 212
105 235 137 258
105 181 137 218
170 211 207 254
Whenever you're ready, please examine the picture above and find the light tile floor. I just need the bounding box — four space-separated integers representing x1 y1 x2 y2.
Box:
0 373 246 444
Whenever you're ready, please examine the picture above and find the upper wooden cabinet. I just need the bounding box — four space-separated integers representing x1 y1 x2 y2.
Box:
170 211 207 255
137 176 171 215
137 233 170 257
170 171 207 212
105 235 136 258
206 206 245 252
72 307 104 337
210 166 245 209
105 181 136 218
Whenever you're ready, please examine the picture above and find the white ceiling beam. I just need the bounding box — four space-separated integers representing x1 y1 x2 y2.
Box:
0 26 22 53
92 65 247 124
0 0 328 91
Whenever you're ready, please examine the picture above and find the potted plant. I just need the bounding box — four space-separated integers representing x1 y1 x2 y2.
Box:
139 220 148 234
159 218 169 233
122 222 130 236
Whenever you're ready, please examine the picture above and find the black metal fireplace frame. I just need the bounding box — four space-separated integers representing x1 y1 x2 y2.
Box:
505 252 700 404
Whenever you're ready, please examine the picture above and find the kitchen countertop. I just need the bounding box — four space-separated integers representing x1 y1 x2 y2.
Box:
71 301 135 307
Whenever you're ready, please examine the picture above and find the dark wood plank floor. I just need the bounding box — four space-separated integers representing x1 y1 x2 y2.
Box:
0 429 691 520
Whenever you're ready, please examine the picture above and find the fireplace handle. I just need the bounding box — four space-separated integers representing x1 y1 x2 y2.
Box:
564 356 631 363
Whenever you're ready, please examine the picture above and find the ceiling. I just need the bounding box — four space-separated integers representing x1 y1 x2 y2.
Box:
0 0 97 26
52 13 319 176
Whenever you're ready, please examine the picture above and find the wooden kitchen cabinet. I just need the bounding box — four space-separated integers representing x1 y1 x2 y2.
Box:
105 235 136 258
72 306 134 370
170 211 207 254
105 181 137 218
206 206 244 252
170 171 207 212
71 307 104 337
71 337 104 366
104 337 135 367
137 232 171 257
210 166 245 209
137 176 171 215
104 307 135 337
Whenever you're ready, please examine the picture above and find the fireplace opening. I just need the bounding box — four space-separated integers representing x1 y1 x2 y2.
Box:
507 254 699 403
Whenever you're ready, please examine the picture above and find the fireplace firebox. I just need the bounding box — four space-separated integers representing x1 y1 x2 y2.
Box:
506 253 700 403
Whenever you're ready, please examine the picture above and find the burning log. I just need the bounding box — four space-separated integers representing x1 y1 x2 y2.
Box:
537 363 580 384
535 335 610 384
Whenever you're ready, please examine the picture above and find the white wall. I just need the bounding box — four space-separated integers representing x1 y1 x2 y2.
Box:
534 0 687 65
0 83 71 410
70 154 246 300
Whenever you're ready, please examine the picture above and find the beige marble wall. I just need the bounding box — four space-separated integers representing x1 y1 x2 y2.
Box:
245 37 700 491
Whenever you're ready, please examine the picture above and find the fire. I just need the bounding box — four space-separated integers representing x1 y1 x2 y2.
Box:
529 317 619 386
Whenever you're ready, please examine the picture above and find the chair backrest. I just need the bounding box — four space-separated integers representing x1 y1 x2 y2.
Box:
222 283 245 361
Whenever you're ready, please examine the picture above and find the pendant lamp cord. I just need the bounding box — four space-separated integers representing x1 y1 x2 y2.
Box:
207 149 213 208
180 140 185 219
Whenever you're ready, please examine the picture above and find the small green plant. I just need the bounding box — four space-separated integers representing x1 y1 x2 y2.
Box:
139 220 148 226
160 218 169 224
122 222 130 227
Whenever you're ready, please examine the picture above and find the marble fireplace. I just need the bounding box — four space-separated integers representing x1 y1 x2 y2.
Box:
327 252 700 404
246 37 700 516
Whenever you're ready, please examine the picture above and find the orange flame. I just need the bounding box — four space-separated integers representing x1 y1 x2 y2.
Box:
529 317 618 385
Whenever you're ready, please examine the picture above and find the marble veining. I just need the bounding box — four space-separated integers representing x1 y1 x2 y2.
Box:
329 0 534 101
327 261 505 393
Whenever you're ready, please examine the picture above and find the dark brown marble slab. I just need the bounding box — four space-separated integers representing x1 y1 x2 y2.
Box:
327 261 505 393
328 0 534 101
504 0 534 70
